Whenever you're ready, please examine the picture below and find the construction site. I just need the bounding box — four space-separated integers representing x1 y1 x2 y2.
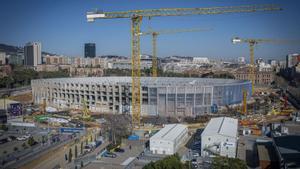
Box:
0 1 299 169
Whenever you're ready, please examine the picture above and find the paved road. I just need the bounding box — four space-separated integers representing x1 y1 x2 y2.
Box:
237 135 259 168
20 130 99 169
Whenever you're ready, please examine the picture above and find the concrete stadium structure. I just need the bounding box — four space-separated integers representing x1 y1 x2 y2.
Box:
31 77 251 116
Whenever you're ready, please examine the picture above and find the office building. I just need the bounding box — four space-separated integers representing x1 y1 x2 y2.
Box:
8 54 23 65
84 43 96 58
24 42 42 67
286 53 300 68
233 67 275 85
0 52 6 65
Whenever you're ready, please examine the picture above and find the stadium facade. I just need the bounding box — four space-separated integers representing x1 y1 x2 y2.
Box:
31 77 251 116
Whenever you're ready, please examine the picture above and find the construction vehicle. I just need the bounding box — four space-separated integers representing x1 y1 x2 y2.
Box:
87 4 281 128
232 37 299 93
139 28 210 78
82 99 92 120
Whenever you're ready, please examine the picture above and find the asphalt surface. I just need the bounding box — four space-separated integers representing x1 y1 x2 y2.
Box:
237 135 259 168
84 140 145 169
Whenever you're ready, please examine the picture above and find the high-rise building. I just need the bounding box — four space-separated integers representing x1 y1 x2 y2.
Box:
24 42 42 67
286 53 300 68
84 43 96 58
237 57 245 64
0 52 6 65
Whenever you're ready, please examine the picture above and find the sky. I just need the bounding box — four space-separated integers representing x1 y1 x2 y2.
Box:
0 0 299 61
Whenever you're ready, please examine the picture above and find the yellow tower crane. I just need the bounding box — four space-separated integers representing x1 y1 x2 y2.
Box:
232 37 299 93
139 28 211 78
242 89 247 115
87 4 281 128
82 99 91 120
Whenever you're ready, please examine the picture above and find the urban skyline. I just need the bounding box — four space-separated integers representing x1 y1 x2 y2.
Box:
0 0 299 60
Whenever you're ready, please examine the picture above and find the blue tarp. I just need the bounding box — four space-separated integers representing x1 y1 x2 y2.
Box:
128 134 139 140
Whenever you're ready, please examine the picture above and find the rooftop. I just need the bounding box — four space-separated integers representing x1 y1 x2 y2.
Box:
32 76 250 87
201 117 238 138
150 124 187 141
273 135 300 168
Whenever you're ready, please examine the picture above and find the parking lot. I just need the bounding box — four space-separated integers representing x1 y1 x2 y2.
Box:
84 140 145 169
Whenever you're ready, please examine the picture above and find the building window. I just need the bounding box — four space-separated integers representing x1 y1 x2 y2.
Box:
208 138 211 141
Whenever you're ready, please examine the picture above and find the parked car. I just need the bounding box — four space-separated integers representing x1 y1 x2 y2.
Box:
191 159 198 165
84 145 93 153
114 148 125 153
8 135 17 141
17 136 27 141
192 152 200 157
0 138 8 144
104 152 117 158
23 134 31 139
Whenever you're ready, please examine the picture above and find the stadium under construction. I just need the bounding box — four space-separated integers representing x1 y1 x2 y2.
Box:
31 77 252 117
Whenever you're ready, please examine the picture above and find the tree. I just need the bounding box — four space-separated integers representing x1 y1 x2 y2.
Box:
212 156 247 169
68 148 72 163
143 154 184 169
13 147 18 152
22 143 28 149
42 135 46 144
80 142 83 154
27 136 36 146
75 145 78 158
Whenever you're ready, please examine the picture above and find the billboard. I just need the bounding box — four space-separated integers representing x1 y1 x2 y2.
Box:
9 103 22 116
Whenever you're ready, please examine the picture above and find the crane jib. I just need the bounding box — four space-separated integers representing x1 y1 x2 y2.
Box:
88 4 281 19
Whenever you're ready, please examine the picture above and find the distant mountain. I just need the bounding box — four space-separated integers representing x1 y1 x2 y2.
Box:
0 43 54 56
0 43 23 54
100 55 128 59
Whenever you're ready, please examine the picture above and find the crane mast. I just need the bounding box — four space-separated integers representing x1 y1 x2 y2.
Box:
152 32 158 78
131 16 142 127
87 4 281 129
232 37 297 93
140 28 211 78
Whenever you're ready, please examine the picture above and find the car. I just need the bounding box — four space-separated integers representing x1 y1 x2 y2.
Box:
191 159 197 165
114 148 125 153
84 145 93 153
104 152 117 158
8 135 17 141
17 137 27 141
192 152 200 157
23 134 31 139
0 138 8 144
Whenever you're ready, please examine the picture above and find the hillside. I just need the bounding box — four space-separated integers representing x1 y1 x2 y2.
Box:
0 43 54 55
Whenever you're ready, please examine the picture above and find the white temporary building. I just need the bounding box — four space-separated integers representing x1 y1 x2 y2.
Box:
201 117 238 158
150 124 188 155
